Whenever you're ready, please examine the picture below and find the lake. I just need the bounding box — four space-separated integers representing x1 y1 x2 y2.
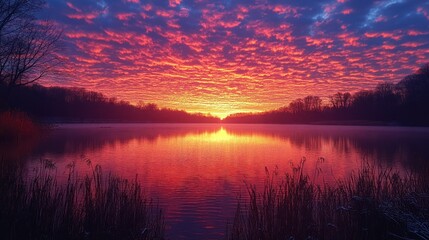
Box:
14 124 429 239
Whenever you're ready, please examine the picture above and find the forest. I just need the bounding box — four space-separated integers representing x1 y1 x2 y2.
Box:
0 84 220 123
224 64 429 126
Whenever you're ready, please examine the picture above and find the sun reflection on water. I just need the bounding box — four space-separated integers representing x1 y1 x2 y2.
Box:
184 126 275 145
19 124 429 240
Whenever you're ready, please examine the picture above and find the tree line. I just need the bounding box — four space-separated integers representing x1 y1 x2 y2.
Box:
1 63 427 124
0 84 220 123
224 63 429 126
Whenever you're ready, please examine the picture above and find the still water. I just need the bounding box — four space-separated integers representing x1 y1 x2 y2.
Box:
17 124 429 239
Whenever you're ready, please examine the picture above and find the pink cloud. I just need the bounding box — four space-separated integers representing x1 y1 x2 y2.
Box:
42 0 429 117
66 2 81 12
364 32 402 41
66 12 100 23
401 42 425 48
337 33 364 47
142 4 152 11
342 9 353 15
407 30 428 36
375 16 387 22
417 7 429 20
116 13 135 21
272 5 299 17
169 0 181 7
156 9 175 18
305 37 334 47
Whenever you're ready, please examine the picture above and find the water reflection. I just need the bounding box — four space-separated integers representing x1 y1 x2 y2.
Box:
30 124 429 171
12 124 429 239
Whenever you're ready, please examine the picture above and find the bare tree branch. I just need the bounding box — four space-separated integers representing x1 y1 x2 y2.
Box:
0 0 60 88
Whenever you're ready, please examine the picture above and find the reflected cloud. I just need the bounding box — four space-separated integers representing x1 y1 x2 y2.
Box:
32 124 222 156
24 124 429 173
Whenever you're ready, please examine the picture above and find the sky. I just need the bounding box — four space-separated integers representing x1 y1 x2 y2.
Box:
42 0 429 118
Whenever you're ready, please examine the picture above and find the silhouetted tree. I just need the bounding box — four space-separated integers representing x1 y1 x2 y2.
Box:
350 90 375 117
397 63 429 124
398 64 429 102
329 92 351 109
372 83 400 120
136 100 145 109
143 103 158 111
289 98 304 113
303 95 322 112
0 0 60 89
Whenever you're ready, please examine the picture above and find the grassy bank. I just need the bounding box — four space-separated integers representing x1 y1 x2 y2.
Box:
0 160 164 240
226 163 429 240
0 111 41 141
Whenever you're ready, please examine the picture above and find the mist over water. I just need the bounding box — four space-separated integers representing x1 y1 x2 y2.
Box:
16 124 429 239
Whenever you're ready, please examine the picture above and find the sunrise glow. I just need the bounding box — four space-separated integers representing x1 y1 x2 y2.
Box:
41 0 429 117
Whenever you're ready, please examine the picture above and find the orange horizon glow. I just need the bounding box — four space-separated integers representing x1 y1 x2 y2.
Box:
41 0 429 118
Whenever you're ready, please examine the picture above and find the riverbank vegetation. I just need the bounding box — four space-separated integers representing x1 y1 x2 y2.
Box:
0 111 41 141
0 159 165 240
1 157 428 240
226 162 429 240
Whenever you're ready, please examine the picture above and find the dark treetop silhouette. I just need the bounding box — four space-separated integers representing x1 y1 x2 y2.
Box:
223 63 429 126
0 84 220 123
1 64 428 125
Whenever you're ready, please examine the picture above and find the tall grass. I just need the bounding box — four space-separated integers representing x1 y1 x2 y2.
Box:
0 159 164 240
0 111 40 141
226 162 429 240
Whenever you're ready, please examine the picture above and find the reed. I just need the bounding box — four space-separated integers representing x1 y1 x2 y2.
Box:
226 161 429 240
0 159 164 240
0 111 40 141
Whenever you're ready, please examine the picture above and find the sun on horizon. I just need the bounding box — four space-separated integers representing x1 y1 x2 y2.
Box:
35 0 429 116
